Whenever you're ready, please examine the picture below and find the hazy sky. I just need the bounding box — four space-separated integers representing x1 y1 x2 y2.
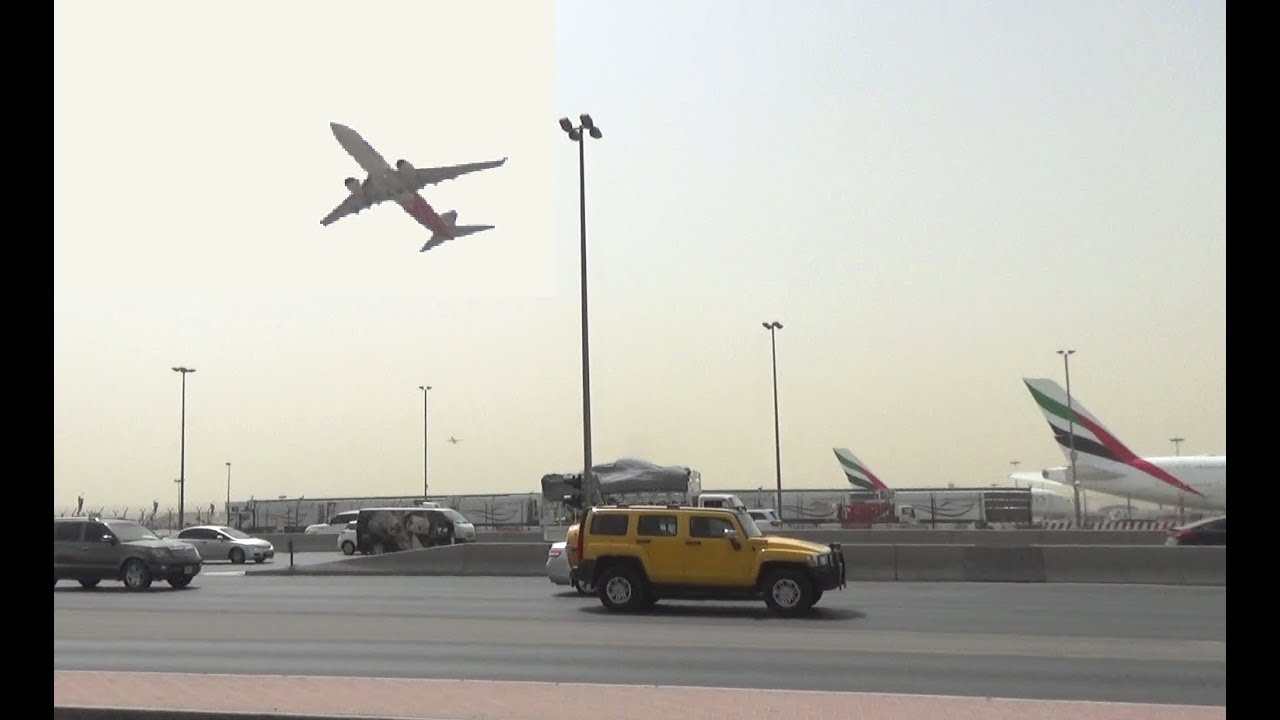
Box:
54 1 1225 512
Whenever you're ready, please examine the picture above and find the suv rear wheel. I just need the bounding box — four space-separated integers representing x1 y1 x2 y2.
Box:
597 564 647 612
762 567 814 617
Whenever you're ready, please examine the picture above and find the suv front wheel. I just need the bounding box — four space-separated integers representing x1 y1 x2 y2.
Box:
597 564 647 612
762 567 814 617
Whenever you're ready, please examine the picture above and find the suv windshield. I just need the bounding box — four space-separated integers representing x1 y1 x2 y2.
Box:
218 527 251 539
442 509 468 523
107 522 159 542
734 509 763 538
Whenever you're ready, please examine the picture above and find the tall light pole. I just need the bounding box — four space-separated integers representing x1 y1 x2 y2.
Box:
224 462 231 525
1010 459 1020 488
419 385 431 500
1056 350 1082 526
1170 437 1184 456
172 366 196 529
763 321 783 514
559 113 602 510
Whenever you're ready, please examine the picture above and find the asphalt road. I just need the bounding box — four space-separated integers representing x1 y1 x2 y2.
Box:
53 575 1225 707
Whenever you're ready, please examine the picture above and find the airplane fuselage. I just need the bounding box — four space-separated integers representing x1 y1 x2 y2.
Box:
329 123 453 237
1042 455 1225 512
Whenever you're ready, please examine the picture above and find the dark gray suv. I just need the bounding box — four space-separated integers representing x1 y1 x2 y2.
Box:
54 517 203 590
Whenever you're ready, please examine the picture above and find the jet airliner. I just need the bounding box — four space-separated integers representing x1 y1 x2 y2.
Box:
320 122 504 251
833 447 1075 520
1021 378 1225 512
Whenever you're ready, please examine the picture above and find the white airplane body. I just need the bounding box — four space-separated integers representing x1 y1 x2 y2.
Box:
1022 378 1225 512
833 447 1074 521
321 122 504 251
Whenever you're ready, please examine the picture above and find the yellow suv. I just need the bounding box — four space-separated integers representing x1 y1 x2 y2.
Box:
574 504 846 616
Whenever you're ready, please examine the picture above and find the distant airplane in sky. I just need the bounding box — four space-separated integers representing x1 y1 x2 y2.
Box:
1021 377 1226 512
320 122 504 249
447 436 461 444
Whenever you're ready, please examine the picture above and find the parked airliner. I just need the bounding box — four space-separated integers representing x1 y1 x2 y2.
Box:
320 122 504 249
1021 378 1225 512
833 447 1074 520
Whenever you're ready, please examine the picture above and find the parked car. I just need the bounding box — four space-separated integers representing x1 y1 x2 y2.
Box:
175 525 276 564
337 521 357 555
747 508 782 531
54 516 203 590
1166 515 1225 546
546 541 592 594
304 510 360 534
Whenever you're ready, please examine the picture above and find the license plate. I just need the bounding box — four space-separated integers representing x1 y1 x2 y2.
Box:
184 565 196 574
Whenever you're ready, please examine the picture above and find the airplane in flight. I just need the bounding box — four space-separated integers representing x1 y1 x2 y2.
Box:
447 436 462 444
320 122 505 245
1021 377 1226 512
834 447 1075 521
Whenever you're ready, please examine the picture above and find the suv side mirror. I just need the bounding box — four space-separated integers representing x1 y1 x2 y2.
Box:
724 528 741 550
101 534 117 545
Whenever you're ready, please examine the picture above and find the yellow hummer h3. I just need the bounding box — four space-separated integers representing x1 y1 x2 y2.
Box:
573 504 846 616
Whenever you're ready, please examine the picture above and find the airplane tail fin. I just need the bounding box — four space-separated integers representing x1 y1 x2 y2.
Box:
1021 378 1140 467
833 448 890 492
420 211 495 252
1021 377 1204 497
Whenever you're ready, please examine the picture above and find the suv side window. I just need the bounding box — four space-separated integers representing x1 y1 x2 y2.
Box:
689 516 736 539
85 522 113 543
54 522 83 542
637 515 678 537
590 513 629 536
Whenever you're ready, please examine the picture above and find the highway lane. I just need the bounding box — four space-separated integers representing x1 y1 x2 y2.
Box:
53 575 1225 707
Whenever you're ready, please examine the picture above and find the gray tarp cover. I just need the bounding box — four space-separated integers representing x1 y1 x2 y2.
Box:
540 457 692 500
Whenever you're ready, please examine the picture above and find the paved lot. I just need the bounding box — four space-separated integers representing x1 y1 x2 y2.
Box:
53 575 1225 708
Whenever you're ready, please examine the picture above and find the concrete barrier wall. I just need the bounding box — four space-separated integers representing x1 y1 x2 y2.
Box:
255 541 1223 585
253 528 1172 552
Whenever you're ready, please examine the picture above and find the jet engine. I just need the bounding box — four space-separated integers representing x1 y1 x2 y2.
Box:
344 177 361 193
396 159 414 172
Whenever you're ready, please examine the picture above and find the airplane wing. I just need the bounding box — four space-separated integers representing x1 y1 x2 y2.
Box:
406 158 507 191
320 177 391 226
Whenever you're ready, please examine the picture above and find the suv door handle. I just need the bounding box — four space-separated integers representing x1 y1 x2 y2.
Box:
636 539 651 544
685 540 701 545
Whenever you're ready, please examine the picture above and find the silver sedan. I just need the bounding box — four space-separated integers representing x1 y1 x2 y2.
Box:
175 525 276 564
546 542 592 594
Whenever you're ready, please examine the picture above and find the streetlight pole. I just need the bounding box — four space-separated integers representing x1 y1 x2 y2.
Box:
763 321 783 515
225 462 231 525
419 385 431 500
1010 460 1020 488
1170 437 1184 456
559 113 602 511
1056 350 1082 526
172 366 195 529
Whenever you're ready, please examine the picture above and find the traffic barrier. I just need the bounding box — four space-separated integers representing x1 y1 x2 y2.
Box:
250 528 1174 553
1177 546 1227 586
839 544 895 581
962 545 1045 582
893 545 967 581
246 541 1223 586
461 543 550 576
1040 546 1182 584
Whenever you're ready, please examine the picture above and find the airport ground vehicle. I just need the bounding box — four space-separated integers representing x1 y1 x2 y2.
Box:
54 517 203 590
1166 515 1226 545
176 525 275 564
539 458 747 541
575 504 845 617
338 521 358 555
747 508 782 530
356 507 476 554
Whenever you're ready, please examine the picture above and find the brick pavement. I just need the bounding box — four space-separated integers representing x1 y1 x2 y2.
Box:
53 671 1226 720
